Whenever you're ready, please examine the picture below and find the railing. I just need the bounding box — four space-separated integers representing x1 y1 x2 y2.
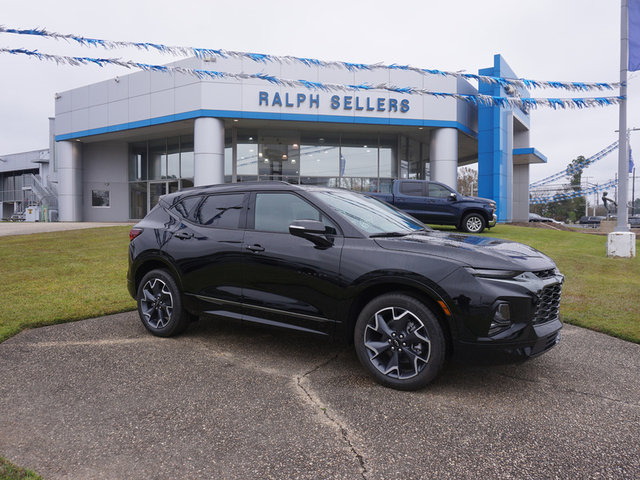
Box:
28 174 58 208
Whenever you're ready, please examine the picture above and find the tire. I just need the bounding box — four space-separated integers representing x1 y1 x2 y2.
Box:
136 269 190 337
461 213 486 234
354 293 446 391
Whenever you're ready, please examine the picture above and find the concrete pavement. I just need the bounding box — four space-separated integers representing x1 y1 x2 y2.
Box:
0 313 638 479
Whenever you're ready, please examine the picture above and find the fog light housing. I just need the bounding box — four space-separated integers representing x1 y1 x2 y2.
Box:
488 302 511 335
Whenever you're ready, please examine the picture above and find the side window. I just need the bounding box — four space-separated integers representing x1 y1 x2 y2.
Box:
254 193 338 234
173 195 203 221
427 183 452 199
399 182 424 196
193 193 245 228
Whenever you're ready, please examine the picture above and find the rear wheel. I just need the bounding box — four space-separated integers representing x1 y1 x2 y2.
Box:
461 213 486 234
354 293 446 390
137 269 191 337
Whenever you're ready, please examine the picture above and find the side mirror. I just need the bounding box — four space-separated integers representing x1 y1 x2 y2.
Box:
289 220 333 248
448 192 457 201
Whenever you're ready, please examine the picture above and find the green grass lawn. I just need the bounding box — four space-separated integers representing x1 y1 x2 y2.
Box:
0 224 638 344
0 226 135 343
0 456 42 480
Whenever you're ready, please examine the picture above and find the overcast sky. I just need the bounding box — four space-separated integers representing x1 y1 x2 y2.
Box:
1 0 638 193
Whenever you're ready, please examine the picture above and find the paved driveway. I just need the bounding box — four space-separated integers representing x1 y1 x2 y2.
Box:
0 313 638 479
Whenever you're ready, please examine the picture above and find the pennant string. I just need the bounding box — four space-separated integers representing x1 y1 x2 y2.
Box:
529 179 618 205
0 25 623 92
1 48 626 112
529 140 620 188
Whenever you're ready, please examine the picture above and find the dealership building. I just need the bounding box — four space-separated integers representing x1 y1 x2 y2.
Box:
2 54 546 223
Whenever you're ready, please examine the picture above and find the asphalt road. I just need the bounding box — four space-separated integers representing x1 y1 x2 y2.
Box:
0 313 638 479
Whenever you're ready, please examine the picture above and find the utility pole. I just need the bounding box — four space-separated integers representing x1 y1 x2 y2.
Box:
616 0 629 233
608 0 636 257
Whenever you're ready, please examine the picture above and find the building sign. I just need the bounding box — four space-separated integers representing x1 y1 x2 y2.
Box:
258 91 410 113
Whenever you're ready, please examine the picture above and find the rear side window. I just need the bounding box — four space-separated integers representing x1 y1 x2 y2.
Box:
173 196 203 220
399 182 424 196
193 193 245 228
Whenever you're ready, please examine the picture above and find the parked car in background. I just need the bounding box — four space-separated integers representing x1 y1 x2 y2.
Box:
528 213 561 223
368 179 497 234
127 182 563 391
629 216 640 228
579 215 605 226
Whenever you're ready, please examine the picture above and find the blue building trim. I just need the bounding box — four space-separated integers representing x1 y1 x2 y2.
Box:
513 147 547 163
477 54 529 222
55 109 477 141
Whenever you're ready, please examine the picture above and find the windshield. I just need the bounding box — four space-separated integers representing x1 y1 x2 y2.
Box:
311 189 427 235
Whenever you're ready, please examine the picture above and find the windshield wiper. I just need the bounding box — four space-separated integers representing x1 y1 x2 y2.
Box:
369 231 411 238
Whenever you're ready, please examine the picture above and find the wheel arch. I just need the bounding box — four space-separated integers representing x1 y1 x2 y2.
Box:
344 280 455 357
133 254 183 295
459 208 490 225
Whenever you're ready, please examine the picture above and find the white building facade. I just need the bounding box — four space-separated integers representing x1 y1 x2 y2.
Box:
48 54 543 222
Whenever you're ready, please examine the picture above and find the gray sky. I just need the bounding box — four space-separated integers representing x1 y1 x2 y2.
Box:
1 0 638 192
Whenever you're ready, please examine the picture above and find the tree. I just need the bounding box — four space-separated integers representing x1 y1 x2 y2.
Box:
530 156 586 222
457 167 478 196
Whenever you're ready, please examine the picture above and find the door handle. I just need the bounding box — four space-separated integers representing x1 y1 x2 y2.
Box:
174 231 194 240
246 244 265 252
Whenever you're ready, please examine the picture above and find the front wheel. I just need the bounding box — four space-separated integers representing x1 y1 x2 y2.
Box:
354 294 446 391
461 213 486 234
136 269 191 337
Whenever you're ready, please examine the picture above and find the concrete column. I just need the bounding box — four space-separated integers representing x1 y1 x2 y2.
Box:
429 128 458 189
194 117 225 186
57 141 82 221
512 164 530 222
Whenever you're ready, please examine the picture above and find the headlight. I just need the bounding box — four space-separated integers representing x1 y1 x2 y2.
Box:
465 267 522 279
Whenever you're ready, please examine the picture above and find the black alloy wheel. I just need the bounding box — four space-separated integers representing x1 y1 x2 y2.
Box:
137 269 190 337
461 213 486 234
354 293 446 390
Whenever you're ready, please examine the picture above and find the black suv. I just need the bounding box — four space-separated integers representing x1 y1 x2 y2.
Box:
128 182 563 390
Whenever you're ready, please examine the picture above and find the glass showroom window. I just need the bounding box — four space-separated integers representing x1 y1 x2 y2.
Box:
340 136 379 192
299 134 340 186
179 136 194 189
237 132 258 182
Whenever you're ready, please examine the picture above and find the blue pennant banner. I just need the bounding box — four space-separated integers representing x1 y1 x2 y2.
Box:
0 25 623 93
0 48 626 111
529 140 620 188
529 179 618 205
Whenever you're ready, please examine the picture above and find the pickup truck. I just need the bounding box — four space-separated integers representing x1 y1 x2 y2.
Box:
369 179 497 233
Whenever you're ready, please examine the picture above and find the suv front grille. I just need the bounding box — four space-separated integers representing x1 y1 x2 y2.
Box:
534 283 562 324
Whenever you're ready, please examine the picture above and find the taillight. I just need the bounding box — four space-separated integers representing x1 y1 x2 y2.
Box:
129 228 143 241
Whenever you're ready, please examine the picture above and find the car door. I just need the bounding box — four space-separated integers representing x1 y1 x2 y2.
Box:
242 191 344 336
162 192 248 316
393 181 434 221
423 182 458 223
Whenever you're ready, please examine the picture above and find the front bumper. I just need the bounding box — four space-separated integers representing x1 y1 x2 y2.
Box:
488 213 498 228
453 318 562 363
440 267 564 363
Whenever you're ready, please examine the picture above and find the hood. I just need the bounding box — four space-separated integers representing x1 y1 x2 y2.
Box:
374 231 555 272
459 195 495 205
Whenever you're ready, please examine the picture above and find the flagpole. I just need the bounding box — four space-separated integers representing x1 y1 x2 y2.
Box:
617 0 630 232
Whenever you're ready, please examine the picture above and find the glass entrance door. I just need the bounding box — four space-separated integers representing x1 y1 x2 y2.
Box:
258 143 300 183
149 181 179 211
